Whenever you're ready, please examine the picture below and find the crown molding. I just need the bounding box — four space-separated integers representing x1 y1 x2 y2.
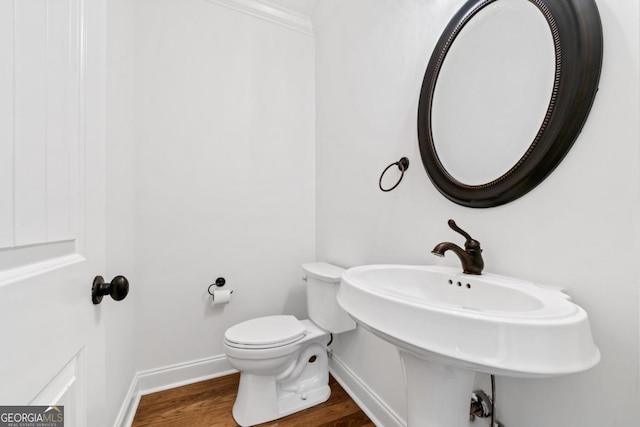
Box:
206 0 314 36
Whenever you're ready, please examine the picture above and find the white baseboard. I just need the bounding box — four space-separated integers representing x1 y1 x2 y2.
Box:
113 354 237 427
329 354 406 427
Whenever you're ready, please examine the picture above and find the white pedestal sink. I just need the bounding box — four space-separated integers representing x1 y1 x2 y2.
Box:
338 265 600 427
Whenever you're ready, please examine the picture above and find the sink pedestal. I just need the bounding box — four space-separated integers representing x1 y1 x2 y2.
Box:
399 350 476 427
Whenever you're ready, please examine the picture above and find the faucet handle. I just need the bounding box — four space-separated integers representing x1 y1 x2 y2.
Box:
447 219 481 250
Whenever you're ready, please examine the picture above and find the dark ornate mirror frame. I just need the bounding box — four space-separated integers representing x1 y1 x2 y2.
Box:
417 0 603 208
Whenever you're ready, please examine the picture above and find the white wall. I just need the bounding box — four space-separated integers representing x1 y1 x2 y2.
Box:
133 0 316 372
314 1 639 426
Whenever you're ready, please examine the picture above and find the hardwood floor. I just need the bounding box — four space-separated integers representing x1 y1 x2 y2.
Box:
132 373 375 427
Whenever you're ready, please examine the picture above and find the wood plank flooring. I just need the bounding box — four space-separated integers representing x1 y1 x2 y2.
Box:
132 373 375 427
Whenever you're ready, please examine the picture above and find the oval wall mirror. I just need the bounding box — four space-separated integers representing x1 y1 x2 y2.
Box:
417 0 603 208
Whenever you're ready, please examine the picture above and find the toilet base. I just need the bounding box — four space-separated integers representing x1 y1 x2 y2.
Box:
232 373 330 427
231 340 330 426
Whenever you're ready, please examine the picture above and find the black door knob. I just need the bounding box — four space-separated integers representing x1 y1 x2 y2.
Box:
92 275 129 304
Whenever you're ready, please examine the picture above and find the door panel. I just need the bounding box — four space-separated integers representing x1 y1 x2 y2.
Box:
0 0 107 425
31 349 84 427
5 0 80 248
46 0 79 244
13 0 48 245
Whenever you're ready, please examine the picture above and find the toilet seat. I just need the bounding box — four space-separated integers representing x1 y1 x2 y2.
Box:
224 315 306 349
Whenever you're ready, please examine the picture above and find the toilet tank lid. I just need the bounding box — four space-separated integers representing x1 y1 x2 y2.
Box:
302 262 344 283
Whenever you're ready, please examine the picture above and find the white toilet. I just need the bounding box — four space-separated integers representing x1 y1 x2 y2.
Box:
223 262 355 426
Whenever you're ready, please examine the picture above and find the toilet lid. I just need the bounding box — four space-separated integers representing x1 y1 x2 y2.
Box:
224 315 306 348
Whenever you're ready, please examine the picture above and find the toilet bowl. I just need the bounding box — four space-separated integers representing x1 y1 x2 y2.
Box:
223 263 355 427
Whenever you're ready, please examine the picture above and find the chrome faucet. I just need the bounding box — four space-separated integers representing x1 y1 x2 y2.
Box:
432 219 484 275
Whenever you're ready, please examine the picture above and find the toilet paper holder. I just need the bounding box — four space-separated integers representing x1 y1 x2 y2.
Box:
208 277 233 296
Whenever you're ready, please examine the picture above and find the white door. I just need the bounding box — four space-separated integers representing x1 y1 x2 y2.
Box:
0 0 110 426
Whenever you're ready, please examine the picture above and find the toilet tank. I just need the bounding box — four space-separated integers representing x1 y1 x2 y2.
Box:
302 262 356 334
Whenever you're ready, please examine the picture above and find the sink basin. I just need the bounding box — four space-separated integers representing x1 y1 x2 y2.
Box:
338 265 600 426
338 264 599 377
